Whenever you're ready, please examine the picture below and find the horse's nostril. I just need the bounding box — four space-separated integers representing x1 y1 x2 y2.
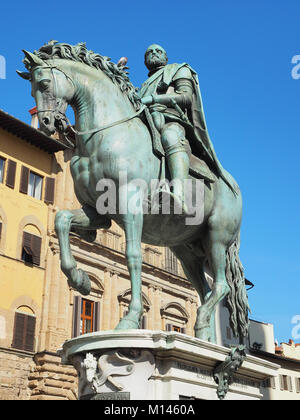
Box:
43 117 50 125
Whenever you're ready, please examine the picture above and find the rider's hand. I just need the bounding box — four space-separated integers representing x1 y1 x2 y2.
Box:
141 95 154 105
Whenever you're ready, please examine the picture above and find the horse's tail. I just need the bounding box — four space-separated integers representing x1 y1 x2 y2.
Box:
225 232 250 339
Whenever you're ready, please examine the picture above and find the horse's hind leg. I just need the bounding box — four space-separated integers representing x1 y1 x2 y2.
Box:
195 240 230 342
55 204 111 295
170 245 216 340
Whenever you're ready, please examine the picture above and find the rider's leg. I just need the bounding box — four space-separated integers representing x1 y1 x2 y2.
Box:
161 123 191 215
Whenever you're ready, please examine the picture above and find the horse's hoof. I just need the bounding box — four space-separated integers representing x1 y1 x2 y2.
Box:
195 326 211 342
115 317 140 331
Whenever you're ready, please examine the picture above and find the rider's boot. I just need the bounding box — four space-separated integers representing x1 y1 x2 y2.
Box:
165 141 194 216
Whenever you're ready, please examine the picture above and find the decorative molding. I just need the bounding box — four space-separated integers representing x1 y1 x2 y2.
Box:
160 302 189 323
118 289 151 311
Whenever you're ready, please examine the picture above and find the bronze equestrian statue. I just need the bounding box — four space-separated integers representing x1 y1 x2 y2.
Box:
18 41 249 343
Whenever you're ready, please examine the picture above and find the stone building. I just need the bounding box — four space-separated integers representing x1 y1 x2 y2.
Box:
217 302 300 400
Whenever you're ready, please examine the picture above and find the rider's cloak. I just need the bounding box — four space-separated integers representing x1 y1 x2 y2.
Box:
139 63 238 195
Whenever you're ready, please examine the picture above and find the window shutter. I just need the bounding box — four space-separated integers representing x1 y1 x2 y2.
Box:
12 312 26 349
22 232 33 256
270 376 276 389
19 166 29 194
12 312 35 352
93 301 100 332
31 234 42 266
24 315 36 352
279 375 284 391
6 160 16 189
296 378 300 393
44 177 55 204
72 295 82 337
22 232 42 266
288 376 293 392
165 248 178 275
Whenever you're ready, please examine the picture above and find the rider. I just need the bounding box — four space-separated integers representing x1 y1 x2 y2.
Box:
139 44 237 214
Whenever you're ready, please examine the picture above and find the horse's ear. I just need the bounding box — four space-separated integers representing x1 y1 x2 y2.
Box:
16 70 31 81
22 50 44 67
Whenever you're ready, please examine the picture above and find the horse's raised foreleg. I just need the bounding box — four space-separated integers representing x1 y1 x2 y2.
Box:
115 192 144 330
55 205 111 295
195 241 230 342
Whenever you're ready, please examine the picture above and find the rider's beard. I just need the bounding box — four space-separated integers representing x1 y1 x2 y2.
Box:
145 55 167 73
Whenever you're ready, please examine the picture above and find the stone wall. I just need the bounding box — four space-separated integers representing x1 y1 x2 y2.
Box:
0 348 34 400
29 352 78 400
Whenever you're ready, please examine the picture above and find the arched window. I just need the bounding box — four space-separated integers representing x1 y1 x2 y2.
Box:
118 289 151 329
12 306 36 352
161 302 189 334
72 274 104 338
21 225 42 266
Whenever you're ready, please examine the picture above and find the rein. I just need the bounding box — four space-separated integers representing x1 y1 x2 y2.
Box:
34 64 145 145
63 105 146 137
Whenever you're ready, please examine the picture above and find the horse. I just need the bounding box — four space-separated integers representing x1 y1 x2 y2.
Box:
18 42 249 343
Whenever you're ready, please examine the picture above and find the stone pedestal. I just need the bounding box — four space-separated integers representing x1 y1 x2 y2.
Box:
58 330 280 400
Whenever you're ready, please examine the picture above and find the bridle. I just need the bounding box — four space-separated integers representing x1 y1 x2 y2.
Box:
32 64 145 148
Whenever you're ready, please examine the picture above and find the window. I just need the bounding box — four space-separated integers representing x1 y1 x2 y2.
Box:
20 166 45 201
21 232 42 266
12 311 36 352
262 377 276 389
166 323 186 334
28 172 43 200
280 375 293 392
72 296 100 337
296 377 300 393
20 165 55 203
165 248 178 275
81 299 94 334
0 157 5 183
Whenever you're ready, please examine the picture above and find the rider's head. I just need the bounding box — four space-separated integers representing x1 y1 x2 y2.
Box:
144 44 168 72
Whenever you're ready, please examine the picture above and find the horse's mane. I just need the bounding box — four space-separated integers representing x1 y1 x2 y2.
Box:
25 40 142 111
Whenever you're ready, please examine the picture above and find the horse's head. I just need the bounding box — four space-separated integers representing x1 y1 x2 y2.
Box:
17 50 75 136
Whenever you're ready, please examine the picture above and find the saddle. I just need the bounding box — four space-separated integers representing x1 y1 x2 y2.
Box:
143 107 215 183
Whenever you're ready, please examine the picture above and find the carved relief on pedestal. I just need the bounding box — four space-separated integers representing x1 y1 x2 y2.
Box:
71 349 155 399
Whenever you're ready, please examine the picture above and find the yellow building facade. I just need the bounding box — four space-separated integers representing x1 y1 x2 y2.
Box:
0 109 199 400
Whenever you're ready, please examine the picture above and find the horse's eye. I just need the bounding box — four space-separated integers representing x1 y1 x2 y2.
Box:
40 79 51 90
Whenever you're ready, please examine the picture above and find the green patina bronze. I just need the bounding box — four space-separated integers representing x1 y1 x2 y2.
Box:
18 41 250 343
213 345 247 400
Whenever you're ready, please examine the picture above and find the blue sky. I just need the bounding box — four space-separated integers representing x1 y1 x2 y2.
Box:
0 0 299 344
